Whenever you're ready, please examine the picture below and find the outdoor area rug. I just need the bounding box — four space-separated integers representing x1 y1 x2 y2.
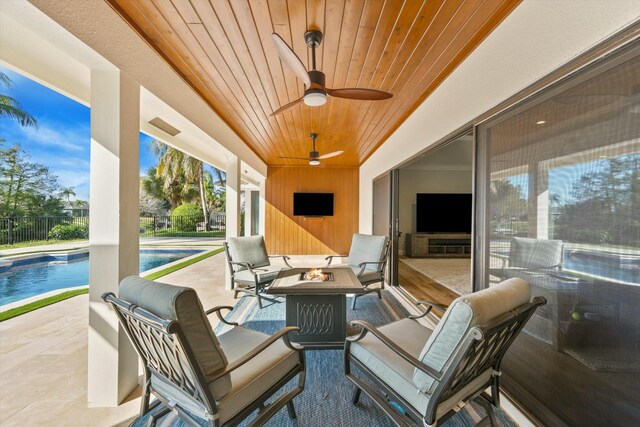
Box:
132 291 516 427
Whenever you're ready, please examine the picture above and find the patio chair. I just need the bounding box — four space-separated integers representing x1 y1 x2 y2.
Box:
345 278 546 427
224 235 292 308
102 276 305 427
491 237 563 281
325 233 390 309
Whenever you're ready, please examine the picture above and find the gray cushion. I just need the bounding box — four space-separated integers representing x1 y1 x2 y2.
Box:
233 265 283 285
349 319 495 419
347 234 387 271
413 278 530 393
509 237 563 269
327 264 383 285
119 277 232 399
227 236 270 271
216 326 300 423
350 318 432 413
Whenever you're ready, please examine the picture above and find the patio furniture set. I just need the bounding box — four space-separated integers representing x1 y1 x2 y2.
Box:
101 233 546 427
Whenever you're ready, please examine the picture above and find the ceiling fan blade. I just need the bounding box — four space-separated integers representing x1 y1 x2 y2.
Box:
326 88 393 100
317 150 344 159
272 33 311 87
277 156 309 160
270 96 304 116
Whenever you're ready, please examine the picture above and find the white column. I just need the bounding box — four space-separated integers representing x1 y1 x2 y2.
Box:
536 164 550 240
527 162 550 240
225 156 241 290
259 178 266 236
87 70 140 406
244 190 253 237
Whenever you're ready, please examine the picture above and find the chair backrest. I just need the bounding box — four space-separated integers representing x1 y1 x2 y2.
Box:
509 237 563 269
413 278 531 394
225 235 270 272
347 233 389 271
108 277 232 401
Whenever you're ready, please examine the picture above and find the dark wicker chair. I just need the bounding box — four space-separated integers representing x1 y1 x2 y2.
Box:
344 278 546 427
103 276 305 427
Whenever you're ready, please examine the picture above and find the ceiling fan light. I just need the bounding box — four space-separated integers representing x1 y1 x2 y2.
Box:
304 90 327 106
309 159 320 166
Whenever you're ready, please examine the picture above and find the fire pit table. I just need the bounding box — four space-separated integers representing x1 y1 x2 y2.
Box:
268 267 364 348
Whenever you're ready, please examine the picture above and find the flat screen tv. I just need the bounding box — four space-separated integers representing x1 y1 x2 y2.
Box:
416 193 472 233
293 192 334 216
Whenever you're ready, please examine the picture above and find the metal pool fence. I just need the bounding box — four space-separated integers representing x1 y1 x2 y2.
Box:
0 213 227 245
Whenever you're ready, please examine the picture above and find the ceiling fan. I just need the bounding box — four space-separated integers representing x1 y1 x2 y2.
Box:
271 30 393 116
278 133 344 166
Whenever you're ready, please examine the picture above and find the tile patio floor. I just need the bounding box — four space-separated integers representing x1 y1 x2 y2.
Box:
0 251 332 426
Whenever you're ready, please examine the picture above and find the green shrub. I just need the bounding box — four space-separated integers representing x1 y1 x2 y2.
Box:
48 224 89 240
170 204 203 231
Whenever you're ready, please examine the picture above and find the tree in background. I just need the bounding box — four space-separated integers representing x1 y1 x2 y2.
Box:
0 71 38 129
150 141 199 210
204 172 226 213
140 166 172 212
489 179 528 235
0 143 64 217
60 187 75 206
555 154 640 246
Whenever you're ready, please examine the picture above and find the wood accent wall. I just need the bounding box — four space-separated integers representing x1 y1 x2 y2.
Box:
265 166 358 255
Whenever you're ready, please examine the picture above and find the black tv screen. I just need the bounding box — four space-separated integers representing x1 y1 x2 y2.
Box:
293 193 334 216
416 193 472 233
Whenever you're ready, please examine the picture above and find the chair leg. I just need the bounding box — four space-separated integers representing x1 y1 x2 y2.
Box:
257 295 264 309
150 406 171 426
352 387 361 405
286 401 297 419
352 294 358 310
377 288 382 299
233 290 239 299
486 403 498 426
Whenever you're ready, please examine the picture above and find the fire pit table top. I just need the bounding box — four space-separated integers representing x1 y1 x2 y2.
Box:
268 268 364 295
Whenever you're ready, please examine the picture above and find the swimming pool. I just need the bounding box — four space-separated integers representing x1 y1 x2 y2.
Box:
0 249 203 306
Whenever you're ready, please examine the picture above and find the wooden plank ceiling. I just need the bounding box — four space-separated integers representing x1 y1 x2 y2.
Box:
108 0 521 167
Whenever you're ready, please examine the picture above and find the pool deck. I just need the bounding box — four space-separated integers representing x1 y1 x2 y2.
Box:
0 237 224 257
0 252 329 426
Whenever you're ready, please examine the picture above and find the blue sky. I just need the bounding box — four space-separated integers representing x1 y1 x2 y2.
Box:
0 66 159 201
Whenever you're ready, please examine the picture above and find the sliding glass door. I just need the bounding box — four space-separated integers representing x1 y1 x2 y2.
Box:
475 41 640 425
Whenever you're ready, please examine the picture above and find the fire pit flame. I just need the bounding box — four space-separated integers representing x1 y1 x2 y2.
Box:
301 268 333 281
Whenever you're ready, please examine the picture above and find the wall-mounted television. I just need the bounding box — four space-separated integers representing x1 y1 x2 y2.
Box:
293 192 334 216
416 193 472 233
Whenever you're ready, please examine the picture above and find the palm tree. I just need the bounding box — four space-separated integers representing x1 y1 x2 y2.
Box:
0 72 38 129
182 155 210 230
150 141 208 225
60 187 75 205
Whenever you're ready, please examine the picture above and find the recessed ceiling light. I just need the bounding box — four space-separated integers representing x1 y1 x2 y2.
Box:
599 155 607 159
536 120 546 125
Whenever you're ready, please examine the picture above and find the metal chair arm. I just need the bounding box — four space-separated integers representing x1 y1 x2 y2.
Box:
355 261 386 276
409 301 449 320
324 255 348 267
208 326 303 382
228 261 255 275
347 320 442 381
204 306 238 326
269 255 293 268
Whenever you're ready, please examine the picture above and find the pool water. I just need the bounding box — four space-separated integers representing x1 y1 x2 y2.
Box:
0 250 202 306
